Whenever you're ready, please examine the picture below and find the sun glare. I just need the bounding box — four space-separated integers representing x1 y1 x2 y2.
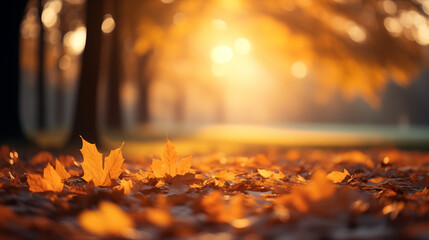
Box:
234 38 251 54
211 45 233 64
291 61 308 78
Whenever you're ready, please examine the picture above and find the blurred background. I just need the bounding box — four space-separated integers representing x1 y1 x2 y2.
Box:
5 0 429 153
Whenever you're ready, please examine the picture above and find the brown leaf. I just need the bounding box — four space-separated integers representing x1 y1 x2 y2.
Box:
80 137 125 187
151 138 191 178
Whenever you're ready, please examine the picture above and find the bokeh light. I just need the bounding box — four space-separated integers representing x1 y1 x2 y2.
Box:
63 26 87 55
234 38 251 54
291 61 307 79
211 46 233 64
212 19 228 31
101 14 115 34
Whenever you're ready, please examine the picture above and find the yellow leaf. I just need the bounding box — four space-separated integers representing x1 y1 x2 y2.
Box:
55 159 70 180
257 169 273 178
177 156 191 175
78 201 134 237
151 138 191 178
104 143 125 181
27 163 63 192
80 137 125 187
151 158 165 178
326 169 350 183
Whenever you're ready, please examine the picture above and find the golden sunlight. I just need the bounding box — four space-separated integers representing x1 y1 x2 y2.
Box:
291 61 307 79
211 45 233 64
234 38 251 54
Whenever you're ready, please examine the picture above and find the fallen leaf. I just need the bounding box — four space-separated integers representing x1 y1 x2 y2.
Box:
27 163 63 192
257 169 285 181
115 179 133 194
211 170 236 187
80 137 125 187
136 169 154 183
151 138 191 178
326 169 350 183
55 159 71 180
79 201 134 237
145 208 172 228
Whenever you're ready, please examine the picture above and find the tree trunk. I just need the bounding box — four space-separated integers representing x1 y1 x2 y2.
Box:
0 0 28 144
105 0 122 130
37 0 46 130
137 50 154 123
70 0 104 145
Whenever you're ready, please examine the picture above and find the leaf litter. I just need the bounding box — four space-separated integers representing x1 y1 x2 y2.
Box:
0 138 429 239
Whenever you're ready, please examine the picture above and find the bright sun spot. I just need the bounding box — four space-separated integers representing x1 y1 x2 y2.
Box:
212 19 228 31
291 61 308 78
211 45 233 64
101 14 115 34
234 38 251 54
41 7 57 28
63 26 87 55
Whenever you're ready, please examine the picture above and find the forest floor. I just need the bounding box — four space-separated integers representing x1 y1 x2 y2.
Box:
1 140 429 240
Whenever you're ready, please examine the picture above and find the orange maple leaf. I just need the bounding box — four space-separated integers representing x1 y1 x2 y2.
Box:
27 163 64 192
55 159 71 180
80 137 125 187
78 201 134 237
151 138 191 178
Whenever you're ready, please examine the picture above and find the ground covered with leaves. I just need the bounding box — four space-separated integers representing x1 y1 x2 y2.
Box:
1 138 429 239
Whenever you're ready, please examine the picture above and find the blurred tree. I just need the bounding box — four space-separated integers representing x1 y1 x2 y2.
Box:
1 0 29 143
71 0 104 145
105 0 122 130
37 0 45 130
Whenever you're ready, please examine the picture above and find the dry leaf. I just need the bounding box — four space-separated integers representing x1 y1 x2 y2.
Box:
80 137 125 187
79 201 134 237
55 159 71 180
257 169 285 181
212 170 236 187
136 170 154 183
201 191 231 223
151 138 191 178
27 163 63 192
118 179 133 194
326 169 350 183
145 208 172 228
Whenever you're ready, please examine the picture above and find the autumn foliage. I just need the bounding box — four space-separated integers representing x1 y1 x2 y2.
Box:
0 138 428 239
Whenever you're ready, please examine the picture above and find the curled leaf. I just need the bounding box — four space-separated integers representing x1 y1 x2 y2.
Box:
326 169 350 183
